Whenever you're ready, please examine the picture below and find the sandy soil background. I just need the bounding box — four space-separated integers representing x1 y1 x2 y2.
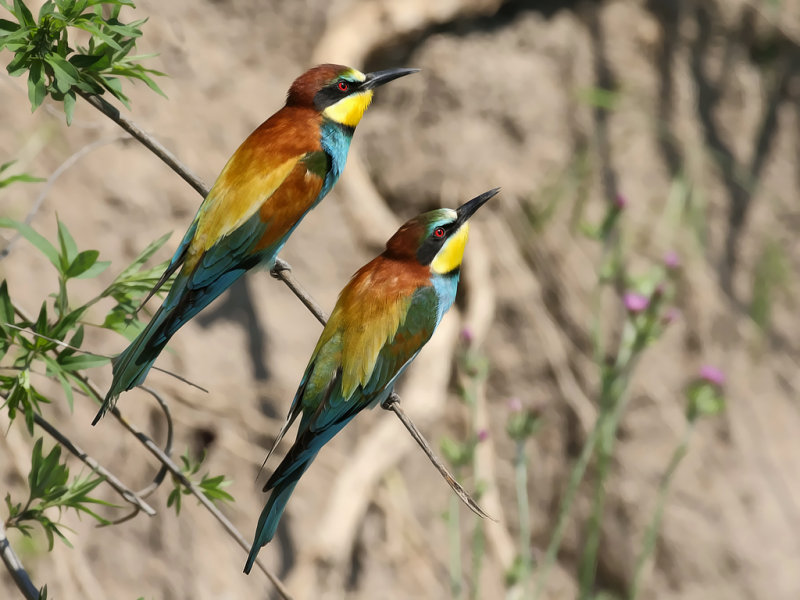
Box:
2 0 800 598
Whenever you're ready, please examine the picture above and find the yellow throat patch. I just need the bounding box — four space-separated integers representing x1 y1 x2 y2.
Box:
431 223 470 274
323 90 374 128
322 69 371 127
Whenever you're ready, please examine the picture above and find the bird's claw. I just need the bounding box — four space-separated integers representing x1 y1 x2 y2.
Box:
381 391 400 410
270 258 291 279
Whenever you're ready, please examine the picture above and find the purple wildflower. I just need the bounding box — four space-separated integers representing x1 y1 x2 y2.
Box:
664 250 680 269
623 291 649 313
699 365 725 387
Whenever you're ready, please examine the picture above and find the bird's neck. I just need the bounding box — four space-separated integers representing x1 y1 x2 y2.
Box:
318 118 355 196
431 268 461 325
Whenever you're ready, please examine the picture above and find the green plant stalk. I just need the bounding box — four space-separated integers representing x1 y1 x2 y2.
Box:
534 325 646 599
514 438 532 598
470 510 486 600
628 423 694 600
448 491 464 599
579 321 648 597
532 418 600 599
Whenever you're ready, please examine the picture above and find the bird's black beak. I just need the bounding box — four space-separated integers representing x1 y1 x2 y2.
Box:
456 188 500 225
362 67 420 90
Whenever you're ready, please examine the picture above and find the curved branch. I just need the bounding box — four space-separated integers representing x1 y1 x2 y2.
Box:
0 521 40 600
77 376 293 600
133 386 174 499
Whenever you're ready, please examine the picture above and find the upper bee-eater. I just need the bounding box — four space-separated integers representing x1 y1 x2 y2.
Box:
93 64 418 425
244 188 499 573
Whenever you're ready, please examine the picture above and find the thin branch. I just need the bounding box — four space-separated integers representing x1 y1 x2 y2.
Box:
32 412 157 517
133 386 173 499
270 259 329 325
382 393 494 520
76 375 293 600
0 521 40 600
8 304 290 597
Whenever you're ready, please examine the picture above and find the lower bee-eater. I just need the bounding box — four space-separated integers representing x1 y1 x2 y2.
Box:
244 188 499 573
93 63 418 425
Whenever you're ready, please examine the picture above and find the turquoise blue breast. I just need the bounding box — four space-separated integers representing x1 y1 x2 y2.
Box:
317 119 354 203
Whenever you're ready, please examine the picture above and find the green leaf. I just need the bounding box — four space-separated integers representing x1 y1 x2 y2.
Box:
65 249 99 278
72 20 122 50
38 0 55 20
26 59 46 111
5 49 30 77
57 353 109 371
63 89 76 125
56 218 79 266
577 86 620 110
45 53 80 93
75 258 109 279
0 18 20 33
0 218 60 270
101 75 129 106
13 0 35 28
68 53 102 69
0 280 15 359
0 172 44 188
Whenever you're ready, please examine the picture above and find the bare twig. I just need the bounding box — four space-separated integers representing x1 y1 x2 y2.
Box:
32 412 157 517
270 258 329 325
7 303 290 597
133 386 173 499
0 521 40 600
76 376 293 600
382 393 494 520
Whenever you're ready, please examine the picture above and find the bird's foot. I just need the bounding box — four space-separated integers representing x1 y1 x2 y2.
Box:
381 391 400 410
270 258 292 279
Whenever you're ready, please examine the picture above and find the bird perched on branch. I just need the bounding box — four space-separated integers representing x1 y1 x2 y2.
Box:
93 63 418 425
244 188 499 573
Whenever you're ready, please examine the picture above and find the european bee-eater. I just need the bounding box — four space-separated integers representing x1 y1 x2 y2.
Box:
93 64 418 425
244 188 499 573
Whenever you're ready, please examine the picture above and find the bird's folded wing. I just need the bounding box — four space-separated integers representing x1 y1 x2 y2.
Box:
190 154 301 259
306 286 439 432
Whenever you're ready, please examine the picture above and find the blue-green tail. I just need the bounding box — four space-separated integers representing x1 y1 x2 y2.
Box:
92 302 174 425
244 451 317 574
93 265 251 425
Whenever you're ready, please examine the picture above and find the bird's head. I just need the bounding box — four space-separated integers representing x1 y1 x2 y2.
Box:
386 188 500 275
286 64 418 128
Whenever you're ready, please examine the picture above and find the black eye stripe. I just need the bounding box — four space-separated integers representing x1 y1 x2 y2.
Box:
313 80 361 110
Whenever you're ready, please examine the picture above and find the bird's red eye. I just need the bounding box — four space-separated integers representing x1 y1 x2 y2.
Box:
338 81 349 92
434 227 445 238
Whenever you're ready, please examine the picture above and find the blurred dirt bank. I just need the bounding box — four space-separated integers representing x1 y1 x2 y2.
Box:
2 0 800 598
